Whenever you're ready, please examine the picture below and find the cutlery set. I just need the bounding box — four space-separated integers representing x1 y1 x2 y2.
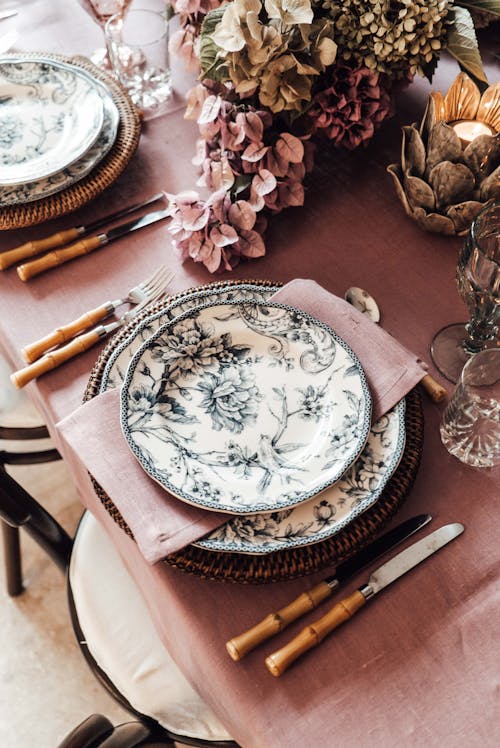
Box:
227 518 464 676
10 266 174 388
1 193 170 280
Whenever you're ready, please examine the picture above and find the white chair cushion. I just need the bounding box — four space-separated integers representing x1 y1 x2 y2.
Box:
69 511 232 743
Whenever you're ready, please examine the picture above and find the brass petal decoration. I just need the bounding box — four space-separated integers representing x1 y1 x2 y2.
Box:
388 72 500 236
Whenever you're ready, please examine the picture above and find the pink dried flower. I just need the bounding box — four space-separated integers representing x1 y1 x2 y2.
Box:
166 189 265 273
309 62 394 149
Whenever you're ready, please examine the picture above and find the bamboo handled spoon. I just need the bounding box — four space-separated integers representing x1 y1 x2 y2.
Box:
344 287 447 403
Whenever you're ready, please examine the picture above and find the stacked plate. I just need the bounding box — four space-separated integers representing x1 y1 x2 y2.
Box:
0 56 120 206
98 283 408 559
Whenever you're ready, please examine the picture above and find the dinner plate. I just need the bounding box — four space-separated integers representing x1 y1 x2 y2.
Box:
120 300 372 514
0 58 104 185
194 399 405 553
0 64 119 206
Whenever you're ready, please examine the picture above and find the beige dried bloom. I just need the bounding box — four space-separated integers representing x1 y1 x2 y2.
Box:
260 54 313 112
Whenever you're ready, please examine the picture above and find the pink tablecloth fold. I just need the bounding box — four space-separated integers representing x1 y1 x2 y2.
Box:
56 279 427 564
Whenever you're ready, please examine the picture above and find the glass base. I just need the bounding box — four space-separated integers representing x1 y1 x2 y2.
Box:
430 323 472 384
88 47 113 72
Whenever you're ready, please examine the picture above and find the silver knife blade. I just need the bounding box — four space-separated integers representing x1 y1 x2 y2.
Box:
0 10 18 20
363 522 464 598
102 207 170 243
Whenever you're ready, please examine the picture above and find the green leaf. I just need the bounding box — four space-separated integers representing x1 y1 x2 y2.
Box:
446 6 488 83
456 0 500 17
199 7 230 82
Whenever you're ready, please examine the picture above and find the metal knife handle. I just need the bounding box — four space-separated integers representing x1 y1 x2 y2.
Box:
17 235 105 281
0 228 83 270
265 589 366 677
226 581 333 661
21 303 114 363
11 329 103 388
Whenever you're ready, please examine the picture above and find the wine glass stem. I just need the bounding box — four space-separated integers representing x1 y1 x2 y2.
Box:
463 318 498 353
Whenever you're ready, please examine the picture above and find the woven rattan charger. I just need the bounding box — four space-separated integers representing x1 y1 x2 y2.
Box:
0 53 141 231
84 280 424 584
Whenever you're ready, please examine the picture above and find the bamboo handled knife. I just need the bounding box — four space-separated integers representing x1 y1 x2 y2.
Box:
16 206 170 281
265 523 464 677
0 192 166 271
226 514 432 661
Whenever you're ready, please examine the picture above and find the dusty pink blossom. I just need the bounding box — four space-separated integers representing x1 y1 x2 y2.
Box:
309 63 394 149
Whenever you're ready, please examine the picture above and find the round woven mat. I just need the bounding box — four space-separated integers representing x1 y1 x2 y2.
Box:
84 280 424 584
0 53 141 231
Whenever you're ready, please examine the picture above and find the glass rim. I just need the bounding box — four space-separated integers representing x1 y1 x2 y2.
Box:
470 199 500 246
105 8 168 46
460 347 500 383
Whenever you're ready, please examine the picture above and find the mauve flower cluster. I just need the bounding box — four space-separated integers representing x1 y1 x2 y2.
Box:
167 189 268 273
167 84 315 272
309 62 394 149
191 87 312 212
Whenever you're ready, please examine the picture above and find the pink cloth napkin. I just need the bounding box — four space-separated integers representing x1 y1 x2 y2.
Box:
56 279 427 564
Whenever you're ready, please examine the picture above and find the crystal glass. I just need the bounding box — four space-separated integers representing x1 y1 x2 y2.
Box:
431 201 500 383
76 0 132 68
440 349 500 467
105 7 172 119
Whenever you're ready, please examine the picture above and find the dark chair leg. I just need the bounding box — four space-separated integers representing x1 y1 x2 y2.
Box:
1 519 23 596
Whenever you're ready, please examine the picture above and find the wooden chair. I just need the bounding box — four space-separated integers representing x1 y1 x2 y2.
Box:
0 467 238 748
57 713 174 747
0 423 62 595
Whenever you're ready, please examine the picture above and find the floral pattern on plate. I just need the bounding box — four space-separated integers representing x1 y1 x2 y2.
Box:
101 283 281 391
120 300 372 514
0 58 104 185
195 400 405 553
0 61 119 206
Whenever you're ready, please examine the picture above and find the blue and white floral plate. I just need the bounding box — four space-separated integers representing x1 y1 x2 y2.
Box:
0 58 104 185
120 299 372 515
0 57 120 206
195 399 405 553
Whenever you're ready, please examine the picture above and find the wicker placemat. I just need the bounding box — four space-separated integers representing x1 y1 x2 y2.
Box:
84 280 424 584
0 53 141 231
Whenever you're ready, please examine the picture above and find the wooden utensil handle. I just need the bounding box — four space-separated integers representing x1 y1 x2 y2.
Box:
226 581 332 661
420 374 447 403
265 590 366 677
11 329 102 388
17 235 104 281
22 303 113 363
0 228 82 270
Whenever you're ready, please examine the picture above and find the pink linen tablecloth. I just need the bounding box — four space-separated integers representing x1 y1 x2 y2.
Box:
0 3 499 746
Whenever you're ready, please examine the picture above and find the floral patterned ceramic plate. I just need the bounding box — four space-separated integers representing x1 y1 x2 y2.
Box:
0 58 104 185
0 60 119 206
195 399 405 553
120 299 372 515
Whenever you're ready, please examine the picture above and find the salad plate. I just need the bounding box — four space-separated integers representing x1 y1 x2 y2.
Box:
0 64 119 206
0 58 104 185
120 299 372 515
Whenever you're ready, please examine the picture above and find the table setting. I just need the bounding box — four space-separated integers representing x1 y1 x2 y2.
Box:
0 0 499 745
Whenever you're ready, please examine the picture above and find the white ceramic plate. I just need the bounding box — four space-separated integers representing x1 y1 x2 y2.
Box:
0 61 119 206
120 299 372 514
0 58 104 185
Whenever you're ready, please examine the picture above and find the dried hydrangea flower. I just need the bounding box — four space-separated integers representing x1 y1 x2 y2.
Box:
322 0 451 78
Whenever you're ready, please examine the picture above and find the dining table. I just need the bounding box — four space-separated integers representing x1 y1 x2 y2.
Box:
1 2 499 746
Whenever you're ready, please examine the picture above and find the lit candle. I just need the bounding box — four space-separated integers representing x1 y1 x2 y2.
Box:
450 119 496 148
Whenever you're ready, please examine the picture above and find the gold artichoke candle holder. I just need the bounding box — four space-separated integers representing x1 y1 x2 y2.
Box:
388 73 500 236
